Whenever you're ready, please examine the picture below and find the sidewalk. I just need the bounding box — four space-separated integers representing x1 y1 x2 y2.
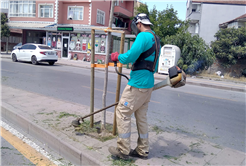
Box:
1 85 245 166
1 53 246 165
1 52 245 92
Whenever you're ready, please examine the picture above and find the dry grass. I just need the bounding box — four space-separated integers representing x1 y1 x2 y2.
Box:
194 71 246 83
74 120 117 142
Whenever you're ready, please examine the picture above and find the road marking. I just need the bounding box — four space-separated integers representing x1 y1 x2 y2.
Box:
0 120 67 166
82 85 160 104
178 91 238 102
1 127 56 166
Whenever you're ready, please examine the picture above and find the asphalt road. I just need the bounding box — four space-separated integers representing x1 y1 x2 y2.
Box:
1 136 35 166
1 59 245 153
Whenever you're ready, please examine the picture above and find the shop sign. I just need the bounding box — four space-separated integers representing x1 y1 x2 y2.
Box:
57 27 74 31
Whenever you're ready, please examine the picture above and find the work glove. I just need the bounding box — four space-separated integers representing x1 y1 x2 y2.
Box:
111 52 119 62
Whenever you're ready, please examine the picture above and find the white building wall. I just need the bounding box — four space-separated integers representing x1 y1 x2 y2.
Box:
199 3 245 45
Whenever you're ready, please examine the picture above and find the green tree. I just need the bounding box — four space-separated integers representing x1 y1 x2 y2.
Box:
0 13 10 39
164 29 215 74
135 4 185 45
211 27 246 68
0 13 10 53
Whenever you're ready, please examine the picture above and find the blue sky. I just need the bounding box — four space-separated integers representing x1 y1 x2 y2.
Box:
140 0 187 21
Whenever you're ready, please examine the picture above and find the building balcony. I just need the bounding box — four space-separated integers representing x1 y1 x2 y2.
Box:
186 12 200 23
114 6 133 19
1 8 8 14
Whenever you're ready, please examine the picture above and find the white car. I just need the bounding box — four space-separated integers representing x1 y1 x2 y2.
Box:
13 42 22 50
11 43 58 65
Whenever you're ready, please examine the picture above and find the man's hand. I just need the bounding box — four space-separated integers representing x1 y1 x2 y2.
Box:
111 52 119 62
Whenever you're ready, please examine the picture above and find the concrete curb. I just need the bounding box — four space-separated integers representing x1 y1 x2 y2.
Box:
1 102 101 166
187 81 245 92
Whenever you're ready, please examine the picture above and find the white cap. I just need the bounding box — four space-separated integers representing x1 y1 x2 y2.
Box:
135 13 153 25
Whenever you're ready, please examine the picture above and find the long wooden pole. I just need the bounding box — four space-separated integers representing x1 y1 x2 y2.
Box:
90 29 95 128
101 0 115 130
113 33 125 135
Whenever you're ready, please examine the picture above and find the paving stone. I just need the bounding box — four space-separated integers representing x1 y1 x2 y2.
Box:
241 158 245 166
174 135 223 165
208 147 246 165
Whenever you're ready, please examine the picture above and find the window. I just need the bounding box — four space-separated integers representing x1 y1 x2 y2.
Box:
68 6 83 20
1 0 9 9
39 4 53 18
21 45 30 49
9 0 36 17
96 9 105 25
68 33 107 54
114 0 119 6
29 45 37 50
39 45 52 50
47 32 62 49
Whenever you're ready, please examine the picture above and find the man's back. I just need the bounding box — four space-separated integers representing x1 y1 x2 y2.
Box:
118 31 161 89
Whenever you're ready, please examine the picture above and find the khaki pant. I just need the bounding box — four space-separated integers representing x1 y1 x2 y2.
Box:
116 85 153 156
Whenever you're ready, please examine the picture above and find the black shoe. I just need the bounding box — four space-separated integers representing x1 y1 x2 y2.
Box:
108 146 129 160
129 149 148 160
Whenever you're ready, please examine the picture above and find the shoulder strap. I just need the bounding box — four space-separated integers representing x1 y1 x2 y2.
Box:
145 30 160 72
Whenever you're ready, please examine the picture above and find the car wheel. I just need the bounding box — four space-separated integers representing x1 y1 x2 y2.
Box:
48 62 55 65
12 54 18 62
31 56 38 65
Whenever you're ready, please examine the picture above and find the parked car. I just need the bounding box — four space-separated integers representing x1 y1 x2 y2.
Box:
11 43 58 65
13 42 22 50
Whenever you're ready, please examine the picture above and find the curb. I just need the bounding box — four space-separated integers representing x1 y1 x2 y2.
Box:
186 81 245 92
1 102 102 166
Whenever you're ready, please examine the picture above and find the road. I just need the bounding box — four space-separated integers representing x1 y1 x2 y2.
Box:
1 59 245 153
1 136 35 165
1 118 73 166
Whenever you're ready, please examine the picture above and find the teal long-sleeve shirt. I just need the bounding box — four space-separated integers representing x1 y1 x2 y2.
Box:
118 31 161 89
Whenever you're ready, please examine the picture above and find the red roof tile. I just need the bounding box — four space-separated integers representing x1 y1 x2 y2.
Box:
219 13 246 26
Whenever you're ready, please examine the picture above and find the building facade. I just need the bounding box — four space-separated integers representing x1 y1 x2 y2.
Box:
186 0 246 44
1 0 22 51
3 0 136 62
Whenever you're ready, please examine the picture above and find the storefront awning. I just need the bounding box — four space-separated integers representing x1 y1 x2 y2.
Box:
7 22 56 30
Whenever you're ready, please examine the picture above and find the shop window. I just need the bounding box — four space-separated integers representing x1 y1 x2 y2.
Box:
47 32 62 49
68 6 84 20
69 33 106 54
39 4 53 18
96 9 105 25
9 0 36 17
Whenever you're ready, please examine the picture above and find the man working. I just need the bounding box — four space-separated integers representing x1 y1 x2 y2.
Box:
108 13 161 160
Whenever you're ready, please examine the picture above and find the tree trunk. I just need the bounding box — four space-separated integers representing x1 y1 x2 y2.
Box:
101 0 115 130
6 37 9 54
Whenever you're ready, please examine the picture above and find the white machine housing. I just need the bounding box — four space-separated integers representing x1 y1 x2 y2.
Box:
158 44 181 74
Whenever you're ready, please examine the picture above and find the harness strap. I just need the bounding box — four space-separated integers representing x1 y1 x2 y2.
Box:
131 30 160 72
